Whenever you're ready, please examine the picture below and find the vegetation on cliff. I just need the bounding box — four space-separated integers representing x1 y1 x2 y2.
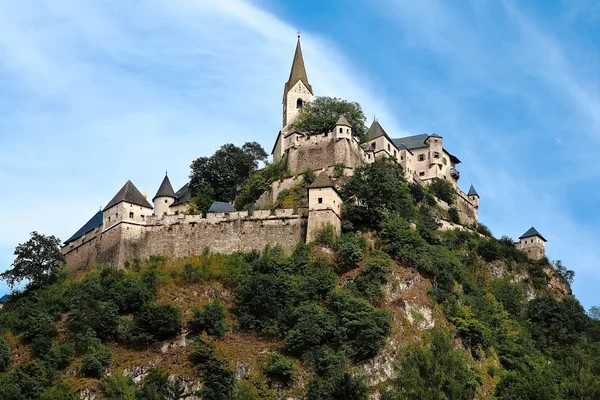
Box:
0 158 598 399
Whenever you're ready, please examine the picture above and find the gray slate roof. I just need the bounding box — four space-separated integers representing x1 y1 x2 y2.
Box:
208 201 237 213
284 37 312 96
392 134 430 150
335 115 352 127
171 183 192 207
519 227 547 242
468 185 479 197
153 174 176 201
64 210 103 245
367 120 391 140
309 172 335 189
104 180 153 211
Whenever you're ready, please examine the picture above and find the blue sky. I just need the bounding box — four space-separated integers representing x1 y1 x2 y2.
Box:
0 0 598 309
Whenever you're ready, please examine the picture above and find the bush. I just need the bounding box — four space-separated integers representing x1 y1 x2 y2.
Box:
354 254 391 302
189 300 228 338
132 303 181 343
264 354 297 386
303 168 316 185
315 224 336 246
103 374 136 400
475 223 493 237
448 207 460 224
385 328 480 399
428 178 456 205
47 342 75 370
136 367 181 400
0 337 9 373
190 336 236 400
284 303 336 355
408 182 425 204
41 379 77 400
81 343 111 378
334 233 367 271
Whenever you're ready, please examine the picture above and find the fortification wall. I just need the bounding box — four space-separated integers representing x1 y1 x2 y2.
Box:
286 135 366 174
63 210 307 268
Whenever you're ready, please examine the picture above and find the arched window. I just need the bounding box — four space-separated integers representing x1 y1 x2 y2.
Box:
296 98 304 109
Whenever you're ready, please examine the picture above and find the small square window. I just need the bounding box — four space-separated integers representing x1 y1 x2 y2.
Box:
419 172 425 177
129 212 134 218
339 128 343 133
141 215 145 221
318 197 323 204
165 199 168 203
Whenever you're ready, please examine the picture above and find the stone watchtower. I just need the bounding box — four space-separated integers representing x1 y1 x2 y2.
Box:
102 180 153 232
468 184 480 209
516 227 547 260
306 172 343 242
153 173 176 217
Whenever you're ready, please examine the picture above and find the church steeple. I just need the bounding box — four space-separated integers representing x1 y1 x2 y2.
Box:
284 35 313 96
282 35 314 129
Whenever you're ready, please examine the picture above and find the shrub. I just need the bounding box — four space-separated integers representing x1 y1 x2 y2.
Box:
334 163 345 178
476 223 493 237
448 207 460 224
190 336 236 400
354 254 391 302
81 343 111 378
334 233 367 271
303 168 316 184
136 367 181 400
264 354 297 386
284 304 337 355
428 178 456 205
385 328 480 399
408 182 425 204
315 224 336 246
0 337 9 373
133 303 181 343
189 300 228 338
47 342 75 370
103 374 136 400
41 379 77 400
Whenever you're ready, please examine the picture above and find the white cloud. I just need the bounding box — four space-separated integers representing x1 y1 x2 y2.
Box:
0 0 401 275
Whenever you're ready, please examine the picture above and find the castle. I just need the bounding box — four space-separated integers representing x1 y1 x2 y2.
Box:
61 37 546 268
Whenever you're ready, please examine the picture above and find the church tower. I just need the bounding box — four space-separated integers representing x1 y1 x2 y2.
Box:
282 35 313 129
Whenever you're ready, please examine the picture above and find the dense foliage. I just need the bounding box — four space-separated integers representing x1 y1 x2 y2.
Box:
189 142 268 206
290 96 369 142
0 157 597 399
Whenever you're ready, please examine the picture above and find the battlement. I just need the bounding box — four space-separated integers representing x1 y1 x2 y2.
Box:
63 208 309 269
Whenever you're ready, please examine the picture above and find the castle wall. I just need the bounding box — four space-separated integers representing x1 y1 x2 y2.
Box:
286 134 367 174
64 211 308 268
306 209 341 243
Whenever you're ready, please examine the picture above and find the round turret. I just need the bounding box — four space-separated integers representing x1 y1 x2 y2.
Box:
153 173 176 216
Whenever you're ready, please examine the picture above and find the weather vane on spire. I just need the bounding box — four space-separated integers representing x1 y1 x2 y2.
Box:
297 31 301 39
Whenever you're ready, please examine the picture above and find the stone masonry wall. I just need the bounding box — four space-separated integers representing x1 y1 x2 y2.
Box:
286 135 366 175
63 210 307 268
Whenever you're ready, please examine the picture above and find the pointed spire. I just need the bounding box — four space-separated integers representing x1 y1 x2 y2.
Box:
467 184 479 197
335 114 352 127
153 173 176 201
284 36 313 95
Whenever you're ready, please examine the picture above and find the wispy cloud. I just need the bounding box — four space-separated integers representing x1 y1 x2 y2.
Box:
0 0 401 291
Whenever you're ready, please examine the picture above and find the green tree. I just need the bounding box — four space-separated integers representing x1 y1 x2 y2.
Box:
103 374 136 400
189 142 268 203
341 158 413 229
189 300 228 338
1 232 65 290
290 96 368 142
133 304 181 343
263 354 297 386
40 379 77 400
136 368 181 400
384 328 480 400
553 259 575 285
590 306 600 320
428 178 456 205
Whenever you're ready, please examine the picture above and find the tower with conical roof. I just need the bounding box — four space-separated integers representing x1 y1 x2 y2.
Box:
467 184 479 209
282 34 313 129
516 227 547 260
153 173 176 217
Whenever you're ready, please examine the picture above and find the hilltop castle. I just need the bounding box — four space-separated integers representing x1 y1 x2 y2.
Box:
61 37 545 268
